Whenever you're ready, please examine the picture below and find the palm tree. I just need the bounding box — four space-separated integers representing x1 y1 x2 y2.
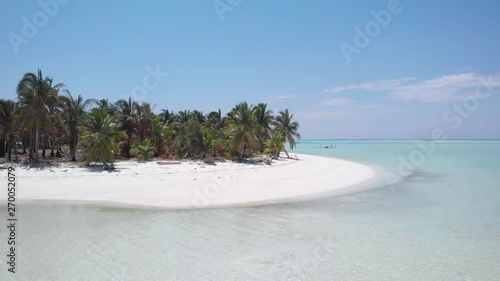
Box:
151 116 175 156
60 91 94 161
192 110 205 123
226 102 259 160
132 139 156 160
96 99 116 115
206 109 223 131
115 97 136 157
159 109 176 125
274 109 301 158
201 132 214 157
0 99 17 161
133 102 155 141
16 69 64 162
264 131 285 159
177 110 192 124
253 103 274 151
78 108 127 166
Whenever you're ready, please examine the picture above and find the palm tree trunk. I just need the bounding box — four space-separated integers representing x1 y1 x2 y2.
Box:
34 127 40 162
0 136 5 158
70 121 76 161
283 148 290 158
127 134 131 158
42 134 47 158
22 132 27 154
7 135 12 162
9 135 14 162
28 129 33 159
239 146 245 160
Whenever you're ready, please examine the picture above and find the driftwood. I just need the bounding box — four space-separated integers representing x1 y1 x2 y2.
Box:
156 161 181 165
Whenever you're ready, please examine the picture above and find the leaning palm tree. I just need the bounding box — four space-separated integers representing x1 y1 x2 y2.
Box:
0 99 17 161
226 102 259 160
274 109 301 158
78 108 127 166
60 91 94 161
16 69 64 162
132 139 156 160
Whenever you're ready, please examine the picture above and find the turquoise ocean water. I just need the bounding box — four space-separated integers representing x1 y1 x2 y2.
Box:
1 140 499 280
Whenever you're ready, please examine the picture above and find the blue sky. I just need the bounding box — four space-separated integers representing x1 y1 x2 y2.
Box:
1 0 499 139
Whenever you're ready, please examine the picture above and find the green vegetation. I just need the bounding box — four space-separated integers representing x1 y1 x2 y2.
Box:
78 109 127 166
0 69 301 164
133 139 157 160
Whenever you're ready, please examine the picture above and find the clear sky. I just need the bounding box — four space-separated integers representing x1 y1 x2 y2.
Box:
1 0 499 139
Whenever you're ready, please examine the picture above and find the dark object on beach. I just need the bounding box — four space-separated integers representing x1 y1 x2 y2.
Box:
156 161 181 165
203 156 216 165
104 164 115 170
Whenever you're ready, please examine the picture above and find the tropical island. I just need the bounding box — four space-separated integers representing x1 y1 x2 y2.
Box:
0 70 375 208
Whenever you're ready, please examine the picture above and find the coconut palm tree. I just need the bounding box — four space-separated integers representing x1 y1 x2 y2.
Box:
150 116 176 156
16 69 64 162
226 102 259 160
192 110 205 123
253 103 274 152
0 99 17 161
159 109 176 125
201 132 214 157
133 102 155 141
78 108 127 166
177 110 192 124
96 99 116 115
60 91 94 161
275 109 301 158
264 131 285 159
206 109 222 130
115 97 137 157
132 139 156 160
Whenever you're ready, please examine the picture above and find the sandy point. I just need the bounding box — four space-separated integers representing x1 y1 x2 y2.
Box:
3 153 375 209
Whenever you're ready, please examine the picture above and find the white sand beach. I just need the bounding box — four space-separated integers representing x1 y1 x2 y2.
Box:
3 154 375 209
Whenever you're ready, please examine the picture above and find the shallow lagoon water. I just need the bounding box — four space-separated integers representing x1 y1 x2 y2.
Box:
1 140 499 280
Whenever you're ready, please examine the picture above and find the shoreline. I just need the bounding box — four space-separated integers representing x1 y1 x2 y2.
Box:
2 153 376 209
